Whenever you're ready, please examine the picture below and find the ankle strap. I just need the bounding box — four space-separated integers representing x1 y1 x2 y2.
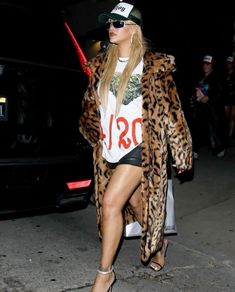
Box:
97 265 113 275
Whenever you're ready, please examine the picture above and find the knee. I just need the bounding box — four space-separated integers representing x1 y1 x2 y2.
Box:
102 196 118 218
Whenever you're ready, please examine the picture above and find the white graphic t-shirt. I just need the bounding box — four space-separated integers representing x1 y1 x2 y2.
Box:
99 58 143 163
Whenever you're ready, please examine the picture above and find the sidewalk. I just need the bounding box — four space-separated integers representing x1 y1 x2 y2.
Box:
0 146 234 292
85 145 235 292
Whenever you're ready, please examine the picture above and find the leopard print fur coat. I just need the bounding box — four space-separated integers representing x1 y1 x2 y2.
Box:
79 51 193 262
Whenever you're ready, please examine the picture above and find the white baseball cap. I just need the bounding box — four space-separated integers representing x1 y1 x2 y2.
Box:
202 55 214 63
98 1 142 26
226 56 234 63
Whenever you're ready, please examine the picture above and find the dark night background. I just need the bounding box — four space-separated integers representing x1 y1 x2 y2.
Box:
75 0 235 110
1 0 234 62
67 1 235 90
0 0 234 106
136 1 235 108
135 1 234 89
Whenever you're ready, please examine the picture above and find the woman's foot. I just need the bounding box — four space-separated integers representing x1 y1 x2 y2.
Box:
91 266 115 292
149 239 168 271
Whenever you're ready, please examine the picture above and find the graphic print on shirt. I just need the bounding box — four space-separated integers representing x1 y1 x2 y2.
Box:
110 73 142 105
99 59 143 163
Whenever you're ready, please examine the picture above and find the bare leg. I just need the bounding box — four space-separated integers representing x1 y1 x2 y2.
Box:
129 184 142 224
129 183 168 271
149 238 169 271
129 184 168 271
91 164 142 292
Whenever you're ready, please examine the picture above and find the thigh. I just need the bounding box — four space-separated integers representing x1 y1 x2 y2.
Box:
103 164 142 212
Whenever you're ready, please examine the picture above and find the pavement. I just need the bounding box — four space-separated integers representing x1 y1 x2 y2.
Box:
84 143 235 292
0 143 234 292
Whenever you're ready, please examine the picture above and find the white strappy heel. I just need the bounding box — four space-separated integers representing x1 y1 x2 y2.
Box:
95 265 115 292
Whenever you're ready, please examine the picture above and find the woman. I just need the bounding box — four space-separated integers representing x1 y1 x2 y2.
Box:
79 2 193 291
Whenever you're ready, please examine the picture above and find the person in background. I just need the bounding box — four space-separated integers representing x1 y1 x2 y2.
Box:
221 56 235 145
191 55 228 159
79 1 193 291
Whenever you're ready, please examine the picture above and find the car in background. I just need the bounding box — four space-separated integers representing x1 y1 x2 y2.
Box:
0 3 93 215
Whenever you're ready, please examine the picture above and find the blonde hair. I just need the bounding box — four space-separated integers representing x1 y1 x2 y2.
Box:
99 25 149 115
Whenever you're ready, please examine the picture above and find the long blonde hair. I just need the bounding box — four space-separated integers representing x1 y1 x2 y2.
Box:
99 25 149 115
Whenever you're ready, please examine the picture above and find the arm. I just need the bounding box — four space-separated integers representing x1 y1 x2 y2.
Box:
79 82 101 147
163 74 193 171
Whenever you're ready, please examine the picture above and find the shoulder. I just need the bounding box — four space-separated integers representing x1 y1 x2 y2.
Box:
86 53 106 73
145 51 175 63
144 51 176 76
